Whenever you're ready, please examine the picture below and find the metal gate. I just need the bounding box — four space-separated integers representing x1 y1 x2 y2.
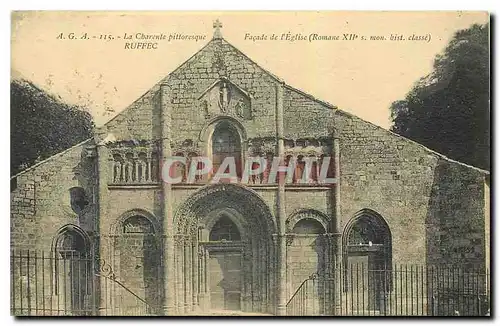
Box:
286 264 490 316
10 250 159 316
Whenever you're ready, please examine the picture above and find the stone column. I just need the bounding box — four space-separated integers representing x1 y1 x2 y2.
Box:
175 236 185 313
197 244 208 313
203 248 210 311
324 233 335 315
318 233 329 315
271 234 278 313
95 139 111 315
160 83 176 315
332 129 342 315
275 82 287 316
184 243 192 313
191 238 199 311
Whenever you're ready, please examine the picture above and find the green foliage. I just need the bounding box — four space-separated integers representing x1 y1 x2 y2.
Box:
390 23 489 170
11 79 94 175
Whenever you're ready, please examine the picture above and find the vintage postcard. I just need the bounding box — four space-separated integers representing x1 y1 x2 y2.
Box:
10 11 490 316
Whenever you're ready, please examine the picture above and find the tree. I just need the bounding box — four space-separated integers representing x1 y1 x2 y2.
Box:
11 79 94 176
390 23 490 170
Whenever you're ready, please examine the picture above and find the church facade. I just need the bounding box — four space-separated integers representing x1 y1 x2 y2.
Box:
11 23 490 316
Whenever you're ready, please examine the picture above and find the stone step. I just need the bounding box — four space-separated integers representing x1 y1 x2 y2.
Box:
186 309 274 316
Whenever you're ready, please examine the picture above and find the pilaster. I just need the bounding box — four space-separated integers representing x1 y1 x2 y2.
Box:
96 140 110 315
275 82 288 316
160 83 176 315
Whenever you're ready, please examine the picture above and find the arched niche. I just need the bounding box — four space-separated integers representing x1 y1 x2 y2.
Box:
285 211 328 310
110 209 160 236
286 209 330 233
292 218 325 234
112 211 160 312
69 187 89 215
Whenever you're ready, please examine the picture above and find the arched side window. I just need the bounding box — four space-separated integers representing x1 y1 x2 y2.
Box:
211 121 242 180
56 231 86 259
344 214 392 264
347 219 386 246
286 209 329 234
53 226 89 259
209 215 241 242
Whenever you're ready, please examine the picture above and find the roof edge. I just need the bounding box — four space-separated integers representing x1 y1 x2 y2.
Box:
102 36 340 130
221 39 339 111
223 38 488 174
10 138 92 180
100 41 214 129
334 109 490 175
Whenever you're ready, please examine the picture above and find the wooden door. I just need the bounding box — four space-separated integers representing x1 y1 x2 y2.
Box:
209 251 242 311
347 253 382 312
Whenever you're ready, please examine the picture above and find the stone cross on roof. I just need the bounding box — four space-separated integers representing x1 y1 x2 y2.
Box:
213 19 223 39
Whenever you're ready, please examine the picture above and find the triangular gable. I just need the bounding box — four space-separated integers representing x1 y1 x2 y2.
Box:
12 32 490 177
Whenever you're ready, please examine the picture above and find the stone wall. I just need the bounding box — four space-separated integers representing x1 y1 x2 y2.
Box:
100 39 336 148
104 189 162 237
283 87 334 139
166 40 279 143
335 110 436 265
104 91 160 141
10 140 96 251
284 190 332 229
334 110 489 267
426 160 488 268
286 235 325 297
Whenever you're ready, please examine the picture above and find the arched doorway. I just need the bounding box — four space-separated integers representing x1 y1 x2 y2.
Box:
343 209 392 312
52 225 91 315
174 184 276 314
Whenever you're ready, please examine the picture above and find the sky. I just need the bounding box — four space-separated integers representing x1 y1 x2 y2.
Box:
11 11 489 129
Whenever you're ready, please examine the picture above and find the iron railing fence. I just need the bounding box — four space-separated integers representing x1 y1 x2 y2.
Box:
286 263 490 316
11 250 491 317
11 250 159 316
